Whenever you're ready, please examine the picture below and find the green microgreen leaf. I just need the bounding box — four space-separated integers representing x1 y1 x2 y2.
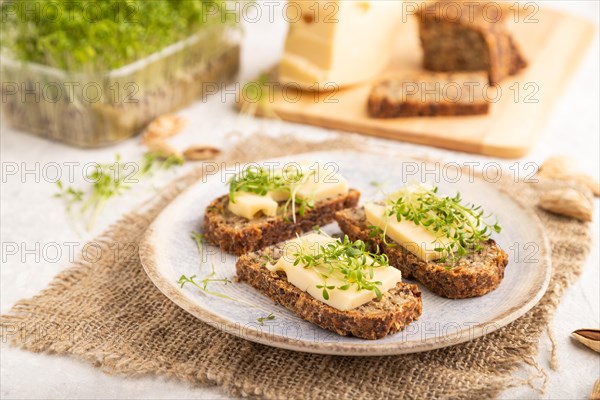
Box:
385 185 502 265
257 313 276 326
180 231 275 320
54 152 184 231
293 234 390 303
227 165 317 223
1 0 237 71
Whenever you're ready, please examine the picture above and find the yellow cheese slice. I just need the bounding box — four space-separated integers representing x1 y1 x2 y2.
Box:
227 192 278 220
295 167 349 202
266 233 403 311
364 202 452 262
279 1 403 89
228 164 349 220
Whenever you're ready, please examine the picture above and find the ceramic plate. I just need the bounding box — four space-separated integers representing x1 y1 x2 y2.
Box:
140 151 551 356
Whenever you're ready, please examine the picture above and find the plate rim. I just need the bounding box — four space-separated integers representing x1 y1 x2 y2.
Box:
139 150 552 356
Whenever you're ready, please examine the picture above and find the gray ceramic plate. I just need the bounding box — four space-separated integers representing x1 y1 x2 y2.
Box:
140 151 551 356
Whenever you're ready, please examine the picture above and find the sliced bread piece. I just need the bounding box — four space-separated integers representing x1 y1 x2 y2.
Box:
236 241 422 340
417 1 527 85
335 207 509 299
368 72 490 118
202 190 360 255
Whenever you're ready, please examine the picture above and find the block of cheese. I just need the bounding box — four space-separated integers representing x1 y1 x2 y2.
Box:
267 233 403 311
364 202 451 262
279 1 403 90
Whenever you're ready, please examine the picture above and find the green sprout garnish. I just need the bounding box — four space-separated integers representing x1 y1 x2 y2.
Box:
228 166 292 202
1 0 237 72
54 152 183 231
242 73 269 105
180 231 232 298
191 232 204 249
178 267 232 301
54 180 84 212
386 185 501 264
292 235 388 301
227 165 316 222
257 313 275 326
240 72 279 118
367 225 397 248
180 230 275 319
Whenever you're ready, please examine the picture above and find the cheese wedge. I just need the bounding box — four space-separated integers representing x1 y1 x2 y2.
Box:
279 1 403 89
364 202 452 262
267 233 403 311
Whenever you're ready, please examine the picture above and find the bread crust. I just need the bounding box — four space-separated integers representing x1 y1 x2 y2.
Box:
367 72 490 118
236 242 423 340
416 1 527 85
335 207 509 299
202 190 360 255
368 96 489 118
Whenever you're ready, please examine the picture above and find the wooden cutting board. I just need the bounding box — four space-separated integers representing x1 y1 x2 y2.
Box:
240 8 595 158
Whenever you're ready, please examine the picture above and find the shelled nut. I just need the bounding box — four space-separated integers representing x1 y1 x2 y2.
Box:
142 115 187 143
183 146 221 161
537 155 599 197
538 189 593 222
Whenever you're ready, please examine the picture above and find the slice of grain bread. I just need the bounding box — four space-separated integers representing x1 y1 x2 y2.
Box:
202 190 360 255
417 1 527 85
368 72 490 118
335 207 509 299
236 241 422 340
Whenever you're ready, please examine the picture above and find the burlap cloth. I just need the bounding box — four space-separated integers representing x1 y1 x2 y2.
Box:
1 134 593 399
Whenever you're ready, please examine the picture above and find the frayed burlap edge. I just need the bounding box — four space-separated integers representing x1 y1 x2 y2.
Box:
1 134 593 400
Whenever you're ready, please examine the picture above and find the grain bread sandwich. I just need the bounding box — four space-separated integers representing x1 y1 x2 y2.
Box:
416 0 527 85
335 184 509 299
236 232 422 339
368 72 490 118
202 163 360 255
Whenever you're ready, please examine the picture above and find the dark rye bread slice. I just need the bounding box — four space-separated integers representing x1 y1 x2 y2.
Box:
335 207 509 299
202 189 360 255
417 1 527 85
236 242 422 340
368 72 490 118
